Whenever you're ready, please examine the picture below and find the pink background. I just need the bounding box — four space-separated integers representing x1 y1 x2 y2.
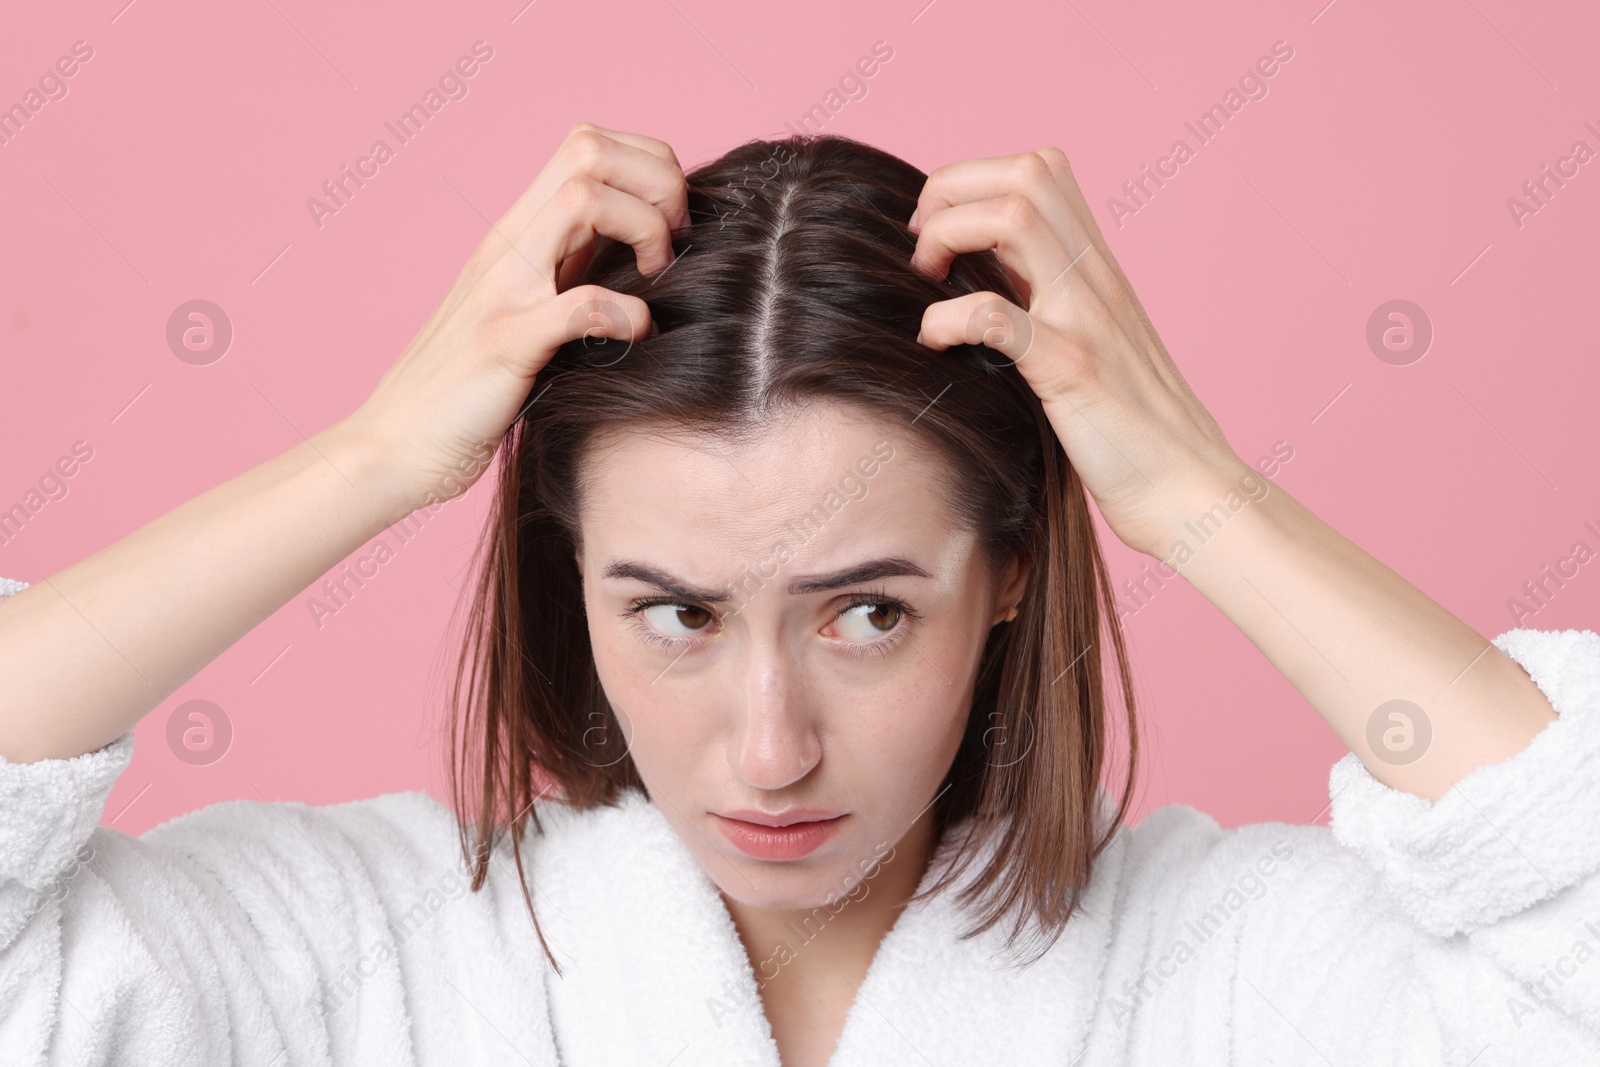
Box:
1 0 1594 837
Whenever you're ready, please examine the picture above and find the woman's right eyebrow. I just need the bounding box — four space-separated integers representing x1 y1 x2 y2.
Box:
603 560 728 603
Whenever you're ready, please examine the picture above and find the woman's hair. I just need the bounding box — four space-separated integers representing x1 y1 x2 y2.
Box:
445 132 1140 974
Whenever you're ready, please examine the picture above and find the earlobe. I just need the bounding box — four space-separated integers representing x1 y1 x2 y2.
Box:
997 550 1032 615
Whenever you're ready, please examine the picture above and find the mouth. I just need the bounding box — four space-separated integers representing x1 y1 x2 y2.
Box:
711 811 848 861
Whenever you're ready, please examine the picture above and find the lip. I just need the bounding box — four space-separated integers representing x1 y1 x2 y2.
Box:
712 811 847 861
717 808 845 827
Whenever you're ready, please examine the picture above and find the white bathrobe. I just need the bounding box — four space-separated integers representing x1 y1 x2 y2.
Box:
2 572 1599 1065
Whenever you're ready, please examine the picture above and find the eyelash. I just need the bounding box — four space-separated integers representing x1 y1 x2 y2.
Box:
620 585 923 660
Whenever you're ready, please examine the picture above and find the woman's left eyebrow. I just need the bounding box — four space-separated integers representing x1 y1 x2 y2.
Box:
602 556 931 602
786 557 932 595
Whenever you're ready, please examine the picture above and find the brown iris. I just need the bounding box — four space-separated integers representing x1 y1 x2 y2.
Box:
855 601 901 632
674 604 713 630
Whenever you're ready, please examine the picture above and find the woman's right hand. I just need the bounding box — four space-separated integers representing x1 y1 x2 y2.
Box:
345 122 690 514
0 123 688 765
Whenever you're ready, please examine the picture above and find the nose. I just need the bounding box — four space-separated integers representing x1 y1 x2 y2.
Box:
729 638 823 792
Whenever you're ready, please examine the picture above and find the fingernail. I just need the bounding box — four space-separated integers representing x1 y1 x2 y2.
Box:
908 208 921 231
915 328 924 346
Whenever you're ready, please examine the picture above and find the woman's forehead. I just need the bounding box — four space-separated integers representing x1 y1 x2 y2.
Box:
580 412 931 521
574 413 975 588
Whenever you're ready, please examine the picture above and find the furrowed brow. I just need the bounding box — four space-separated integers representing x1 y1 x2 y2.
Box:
602 561 730 604
786 557 932 595
602 556 932 603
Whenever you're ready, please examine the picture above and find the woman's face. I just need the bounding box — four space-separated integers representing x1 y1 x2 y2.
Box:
574 403 1027 912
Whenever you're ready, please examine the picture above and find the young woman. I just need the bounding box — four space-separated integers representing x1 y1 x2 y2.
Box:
1 124 1595 1067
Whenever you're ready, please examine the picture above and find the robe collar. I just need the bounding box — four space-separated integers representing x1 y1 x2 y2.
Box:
530 786 1127 1066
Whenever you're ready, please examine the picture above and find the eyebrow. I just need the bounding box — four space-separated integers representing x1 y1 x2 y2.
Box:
602 556 933 603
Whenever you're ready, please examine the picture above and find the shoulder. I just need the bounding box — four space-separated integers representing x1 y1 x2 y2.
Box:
127 774 661 907
1115 802 1329 874
1115 801 1359 884
1101 800 1393 949
141 787 463 864
1083 799 1425 1045
106 788 479 936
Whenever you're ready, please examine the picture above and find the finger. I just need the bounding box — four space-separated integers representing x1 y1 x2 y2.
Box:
907 196 1068 308
916 289 1115 402
504 175 677 291
554 240 598 295
517 284 654 375
495 125 690 247
545 125 691 293
561 126 692 233
911 150 1120 309
916 290 1039 366
572 123 685 177
1030 147 1193 401
913 150 1172 395
910 151 1063 231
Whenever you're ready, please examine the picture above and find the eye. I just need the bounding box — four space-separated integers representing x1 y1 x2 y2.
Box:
620 588 922 658
826 589 923 659
832 599 905 640
634 600 716 639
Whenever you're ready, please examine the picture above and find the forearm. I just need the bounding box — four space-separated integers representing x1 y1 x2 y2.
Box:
1168 466 1557 802
0 419 407 764
0 130 660 767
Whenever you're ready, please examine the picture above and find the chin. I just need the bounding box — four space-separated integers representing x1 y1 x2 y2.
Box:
711 862 858 913
704 832 899 914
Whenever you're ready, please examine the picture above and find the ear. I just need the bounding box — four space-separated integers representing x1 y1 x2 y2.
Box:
996 549 1031 613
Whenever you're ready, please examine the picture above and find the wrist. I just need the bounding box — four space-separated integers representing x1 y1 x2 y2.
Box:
1158 457 1305 587
1146 454 1283 565
308 416 423 529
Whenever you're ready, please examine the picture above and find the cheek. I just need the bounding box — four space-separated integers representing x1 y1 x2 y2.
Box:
587 634 714 787
586 608 668 712
825 648 973 785
888 620 988 778
863 683 968 777
617 710 692 791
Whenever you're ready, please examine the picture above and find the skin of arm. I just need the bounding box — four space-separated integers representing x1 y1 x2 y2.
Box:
907 147 1558 804
1169 462 1555 801
0 421 406 765
0 122 681 767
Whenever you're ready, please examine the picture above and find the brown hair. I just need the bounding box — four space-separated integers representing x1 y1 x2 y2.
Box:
446 132 1139 974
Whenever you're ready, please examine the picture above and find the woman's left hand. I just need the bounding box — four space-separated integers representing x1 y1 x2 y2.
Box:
909 147 1246 559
